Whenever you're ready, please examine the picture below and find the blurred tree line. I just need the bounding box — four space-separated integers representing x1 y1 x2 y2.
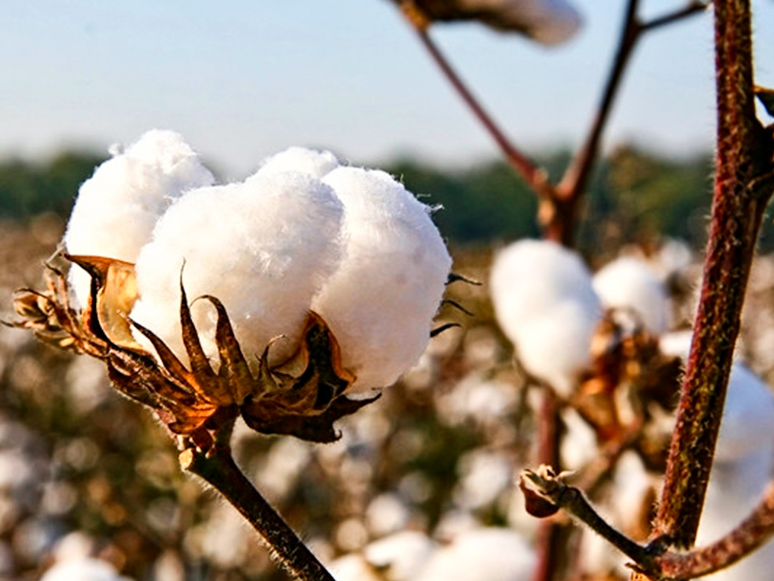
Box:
0 146 720 253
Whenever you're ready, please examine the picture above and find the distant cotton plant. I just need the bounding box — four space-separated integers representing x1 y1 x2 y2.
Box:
13 129 452 444
490 239 602 396
593 256 672 335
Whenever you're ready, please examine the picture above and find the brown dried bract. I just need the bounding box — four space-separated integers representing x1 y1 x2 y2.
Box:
8 254 378 448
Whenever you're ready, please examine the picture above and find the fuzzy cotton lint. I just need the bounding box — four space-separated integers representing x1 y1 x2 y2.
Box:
63 130 452 393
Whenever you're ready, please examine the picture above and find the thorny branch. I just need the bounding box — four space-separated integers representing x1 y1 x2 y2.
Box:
521 466 774 580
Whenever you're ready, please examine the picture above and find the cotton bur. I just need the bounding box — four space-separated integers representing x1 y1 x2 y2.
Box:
31 129 453 446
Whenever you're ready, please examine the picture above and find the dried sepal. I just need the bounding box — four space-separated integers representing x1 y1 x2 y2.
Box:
9 253 377 447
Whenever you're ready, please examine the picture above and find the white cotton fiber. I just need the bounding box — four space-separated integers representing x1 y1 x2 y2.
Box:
490 239 602 396
64 130 214 306
593 256 672 335
312 167 452 391
416 528 535 581
131 171 344 366
254 146 340 179
41 557 132 581
458 0 581 45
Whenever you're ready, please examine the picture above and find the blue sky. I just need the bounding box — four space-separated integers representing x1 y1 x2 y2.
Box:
2 1 773 178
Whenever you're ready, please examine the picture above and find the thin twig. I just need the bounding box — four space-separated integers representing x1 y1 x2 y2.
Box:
658 481 774 578
653 0 774 550
521 466 656 568
554 0 710 241
521 467 774 580
399 3 551 196
181 443 335 581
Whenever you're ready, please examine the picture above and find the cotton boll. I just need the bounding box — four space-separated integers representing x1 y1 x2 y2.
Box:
328 554 383 581
64 130 214 306
41 557 133 581
490 240 601 396
714 363 774 462
255 146 339 179
593 256 672 335
132 171 344 366
416 528 535 581
364 530 437 581
312 167 452 391
463 0 582 44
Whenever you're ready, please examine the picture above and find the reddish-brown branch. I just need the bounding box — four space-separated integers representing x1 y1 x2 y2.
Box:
531 389 565 581
404 19 552 196
401 0 709 247
522 466 774 579
653 0 774 551
659 482 774 578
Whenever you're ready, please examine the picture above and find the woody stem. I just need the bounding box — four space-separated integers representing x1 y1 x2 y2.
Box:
180 443 334 581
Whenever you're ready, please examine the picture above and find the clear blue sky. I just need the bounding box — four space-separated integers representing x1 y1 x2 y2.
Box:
2 1 773 178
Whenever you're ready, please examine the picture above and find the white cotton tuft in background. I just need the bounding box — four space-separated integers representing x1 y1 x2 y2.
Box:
312 167 452 391
41 557 134 581
415 527 535 581
131 171 344 366
457 0 582 44
593 256 672 335
64 130 215 307
490 239 601 396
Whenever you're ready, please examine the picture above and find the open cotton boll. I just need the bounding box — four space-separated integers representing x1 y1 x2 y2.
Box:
254 146 340 179
312 166 452 391
593 256 672 335
64 130 215 306
131 171 344 366
714 363 774 461
41 557 133 581
465 0 582 44
364 531 437 581
659 331 774 461
490 239 601 396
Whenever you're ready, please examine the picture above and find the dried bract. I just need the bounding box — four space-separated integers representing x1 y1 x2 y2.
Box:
9 254 377 448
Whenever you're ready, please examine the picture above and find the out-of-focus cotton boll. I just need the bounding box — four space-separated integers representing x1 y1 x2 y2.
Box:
41 557 133 581
659 331 774 461
714 363 774 462
255 146 340 179
490 240 601 396
312 167 452 391
469 0 582 44
416 528 535 581
453 449 513 510
131 172 344 366
64 130 214 306
593 256 672 334
414 0 581 45
328 554 382 581
364 530 437 581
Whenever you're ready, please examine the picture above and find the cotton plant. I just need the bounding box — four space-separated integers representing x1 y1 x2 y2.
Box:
10 130 452 580
489 239 602 396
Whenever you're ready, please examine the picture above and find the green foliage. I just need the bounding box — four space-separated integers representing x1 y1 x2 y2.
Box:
388 146 714 252
0 151 105 220
0 146 716 252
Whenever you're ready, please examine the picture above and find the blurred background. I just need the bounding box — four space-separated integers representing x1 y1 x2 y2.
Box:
3 1 774 581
